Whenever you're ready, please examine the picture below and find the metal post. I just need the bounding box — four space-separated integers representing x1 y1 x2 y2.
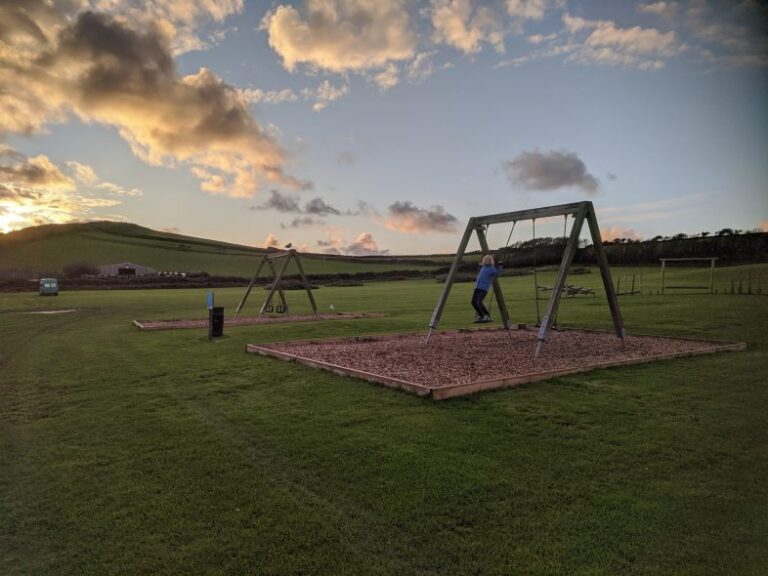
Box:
710 258 715 294
661 259 666 295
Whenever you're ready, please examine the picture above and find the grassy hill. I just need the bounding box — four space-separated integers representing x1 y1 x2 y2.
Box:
0 222 443 277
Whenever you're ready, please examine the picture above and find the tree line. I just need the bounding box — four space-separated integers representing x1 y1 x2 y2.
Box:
494 230 767 267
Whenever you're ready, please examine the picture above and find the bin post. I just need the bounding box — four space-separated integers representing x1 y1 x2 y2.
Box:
209 307 224 340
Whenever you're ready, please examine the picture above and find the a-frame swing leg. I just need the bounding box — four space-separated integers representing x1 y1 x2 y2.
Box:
585 204 625 341
265 258 289 313
535 204 587 358
475 225 513 333
427 219 476 343
292 252 318 316
259 254 292 320
235 257 266 316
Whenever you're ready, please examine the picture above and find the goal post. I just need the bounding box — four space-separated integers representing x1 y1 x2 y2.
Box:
660 257 717 295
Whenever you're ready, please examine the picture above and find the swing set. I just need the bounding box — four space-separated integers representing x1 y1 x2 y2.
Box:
428 201 625 356
235 248 318 320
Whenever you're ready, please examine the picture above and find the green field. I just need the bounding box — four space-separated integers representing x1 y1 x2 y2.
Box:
2 267 767 575
0 222 443 277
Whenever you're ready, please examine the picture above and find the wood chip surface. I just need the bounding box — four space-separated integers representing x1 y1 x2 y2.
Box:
261 328 729 388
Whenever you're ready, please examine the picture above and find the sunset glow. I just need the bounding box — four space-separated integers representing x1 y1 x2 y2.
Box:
0 0 765 251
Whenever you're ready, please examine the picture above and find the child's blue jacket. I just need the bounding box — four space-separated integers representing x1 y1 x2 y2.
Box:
475 264 501 291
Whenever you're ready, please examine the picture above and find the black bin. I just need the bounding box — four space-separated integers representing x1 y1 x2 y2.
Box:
209 306 224 339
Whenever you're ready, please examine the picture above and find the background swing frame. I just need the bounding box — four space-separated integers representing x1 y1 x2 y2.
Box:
428 201 625 348
235 248 318 319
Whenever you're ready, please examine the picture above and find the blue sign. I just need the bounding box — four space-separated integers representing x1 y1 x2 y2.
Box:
207 292 214 310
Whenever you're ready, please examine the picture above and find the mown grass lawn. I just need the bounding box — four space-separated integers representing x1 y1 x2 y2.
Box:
1 267 767 575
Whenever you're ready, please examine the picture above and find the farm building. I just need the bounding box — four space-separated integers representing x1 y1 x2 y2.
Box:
98 262 157 277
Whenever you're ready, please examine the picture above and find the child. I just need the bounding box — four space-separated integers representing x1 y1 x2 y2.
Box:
472 255 502 323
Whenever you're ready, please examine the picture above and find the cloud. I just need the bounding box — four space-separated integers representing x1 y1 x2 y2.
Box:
262 0 416 74
0 149 125 232
65 161 99 186
254 190 342 216
241 80 349 111
303 80 349 111
304 197 341 216
0 155 74 191
349 200 380 217
759 220 768 233
318 231 389 255
503 149 599 195
683 0 768 68
562 14 598 34
507 0 562 21
0 6 310 199
281 217 322 229
373 63 400 90
528 32 558 44
91 0 244 55
256 190 302 212
499 8 689 71
586 24 682 56
561 13 686 70
601 226 642 242
261 233 281 248
385 201 459 233
431 0 506 54
66 161 142 196
637 2 678 21
407 51 437 82
346 232 388 255
240 88 299 105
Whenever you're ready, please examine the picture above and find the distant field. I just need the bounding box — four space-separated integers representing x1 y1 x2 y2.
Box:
1 265 766 575
0 222 445 276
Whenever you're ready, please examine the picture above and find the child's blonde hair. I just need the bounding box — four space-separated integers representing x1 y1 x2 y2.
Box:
481 255 495 266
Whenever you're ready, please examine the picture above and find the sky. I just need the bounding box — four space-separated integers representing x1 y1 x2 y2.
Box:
0 0 766 255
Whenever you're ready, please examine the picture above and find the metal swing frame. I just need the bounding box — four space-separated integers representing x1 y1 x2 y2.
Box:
427 201 625 350
235 248 318 319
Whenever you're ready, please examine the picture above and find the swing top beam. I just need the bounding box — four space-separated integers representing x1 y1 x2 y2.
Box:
265 251 292 260
469 201 585 226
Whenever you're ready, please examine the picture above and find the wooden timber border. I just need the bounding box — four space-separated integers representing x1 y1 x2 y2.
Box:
133 312 388 331
245 327 747 400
